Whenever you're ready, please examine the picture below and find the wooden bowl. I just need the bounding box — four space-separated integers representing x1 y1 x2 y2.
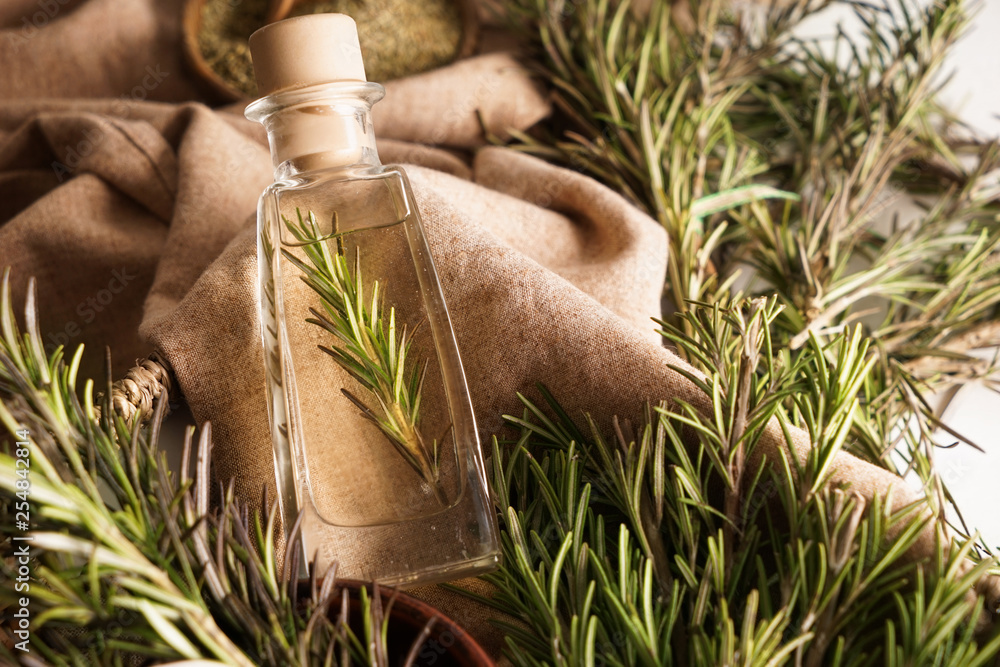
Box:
182 0 480 104
297 579 495 666
182 0 254 103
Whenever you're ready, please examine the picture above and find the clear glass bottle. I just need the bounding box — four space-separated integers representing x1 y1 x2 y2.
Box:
245 14 498 586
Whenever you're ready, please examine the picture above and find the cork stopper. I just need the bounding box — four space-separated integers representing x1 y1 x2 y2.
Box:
249 14 367 96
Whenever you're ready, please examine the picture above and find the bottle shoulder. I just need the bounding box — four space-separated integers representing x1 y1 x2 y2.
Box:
258 163 415 237
263 163 410 194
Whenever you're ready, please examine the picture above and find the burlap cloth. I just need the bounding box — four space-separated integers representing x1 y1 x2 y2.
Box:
0 0 950 659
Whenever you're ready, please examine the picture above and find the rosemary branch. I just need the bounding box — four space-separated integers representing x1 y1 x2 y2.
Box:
0 271 431 665
280 209 445 504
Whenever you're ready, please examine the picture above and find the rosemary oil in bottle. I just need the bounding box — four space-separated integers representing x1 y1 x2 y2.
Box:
245 14 498 585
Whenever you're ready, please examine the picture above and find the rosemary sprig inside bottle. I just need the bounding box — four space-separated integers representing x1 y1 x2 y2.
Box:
281 209 446 504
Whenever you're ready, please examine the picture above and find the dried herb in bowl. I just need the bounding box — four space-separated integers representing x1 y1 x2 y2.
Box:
197 0 269 98
195 0 467 100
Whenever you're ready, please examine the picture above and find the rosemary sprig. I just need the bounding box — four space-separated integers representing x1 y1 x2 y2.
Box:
279 209 444 503
0 271 432 665
508 0 1000 542
479 297 1000 666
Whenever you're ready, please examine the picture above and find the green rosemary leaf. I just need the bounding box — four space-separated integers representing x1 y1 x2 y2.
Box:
282 209 443 500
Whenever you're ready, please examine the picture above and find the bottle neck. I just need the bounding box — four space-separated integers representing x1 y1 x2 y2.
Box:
245 81 385 180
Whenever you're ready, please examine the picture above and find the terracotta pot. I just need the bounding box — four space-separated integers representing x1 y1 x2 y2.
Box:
297 579 495 667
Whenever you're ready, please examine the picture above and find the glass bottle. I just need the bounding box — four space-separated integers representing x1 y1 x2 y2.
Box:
244 14 498 586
